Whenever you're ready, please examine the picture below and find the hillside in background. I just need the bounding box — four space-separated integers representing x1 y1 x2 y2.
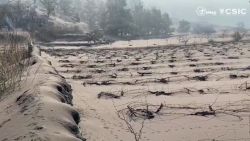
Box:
0 0 89 41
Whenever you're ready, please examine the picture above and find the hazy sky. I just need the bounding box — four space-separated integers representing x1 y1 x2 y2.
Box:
142 0 250 27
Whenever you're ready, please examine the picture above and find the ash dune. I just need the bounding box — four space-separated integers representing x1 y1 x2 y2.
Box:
42 40 250 141
0 47 85 141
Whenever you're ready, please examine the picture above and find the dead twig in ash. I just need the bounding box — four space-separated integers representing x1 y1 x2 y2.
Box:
72 75 92 80
148 91 173 96
137 72 153 76
112 101 146 141
83 80 115 86
120 100 249 121
118 103 165 121
191 106 216 117
239 81 250 90
156 78 169 84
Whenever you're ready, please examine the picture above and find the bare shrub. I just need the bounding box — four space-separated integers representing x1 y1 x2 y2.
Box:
232 31 246 42
0 32 30 97
178 35 190 46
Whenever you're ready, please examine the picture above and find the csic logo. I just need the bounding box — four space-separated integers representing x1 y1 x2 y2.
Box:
196 7 217 16
196 7 206 16
196 6 248 16
219 9 247 15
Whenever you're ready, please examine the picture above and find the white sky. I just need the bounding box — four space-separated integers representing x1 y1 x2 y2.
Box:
142 0 250 27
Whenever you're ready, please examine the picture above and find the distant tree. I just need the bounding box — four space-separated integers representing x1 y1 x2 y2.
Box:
93 0 174 39
9 0 27 26
145 8 173 36
192 24 216 39
40 0 57 17
130 0 145 36
58 0 73 16
0 4 8 24
221 29 228 38
130 2 173 38
177 20 191 33
236 22 246 33
149 8 162 35
68 0 83 22
161 13 173 35
232 32 246 43
0 8 7 29
101 0 133 38
233 22 247 42
86 29 104 44
82 0 100 31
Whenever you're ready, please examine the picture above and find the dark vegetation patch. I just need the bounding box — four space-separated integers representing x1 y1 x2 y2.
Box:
98 92 120 99
72 75 92 80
